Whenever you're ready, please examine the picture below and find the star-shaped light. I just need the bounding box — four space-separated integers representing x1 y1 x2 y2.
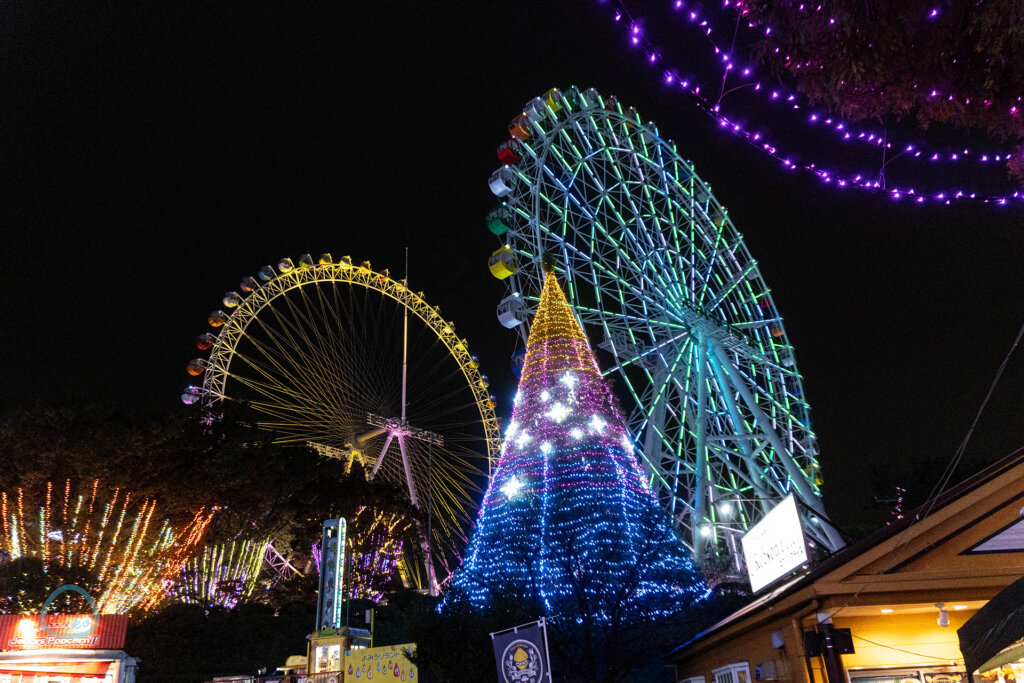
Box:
501 476 525 500
546 402 571 423
589 415 607 433
514 431 532 449
560 372 578 389
540 441 553 455
540 390 551 402
570 427 584 440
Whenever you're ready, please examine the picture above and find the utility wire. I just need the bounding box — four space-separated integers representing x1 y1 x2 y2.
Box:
918 317 1024 521
851 633 958 662
826 316 1024 622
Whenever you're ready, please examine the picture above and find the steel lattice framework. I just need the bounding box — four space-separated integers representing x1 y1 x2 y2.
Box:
185 255 501 590
487 87 843 572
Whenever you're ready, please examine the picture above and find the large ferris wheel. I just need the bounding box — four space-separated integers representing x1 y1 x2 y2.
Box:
183 254 501 593
484 87 844 573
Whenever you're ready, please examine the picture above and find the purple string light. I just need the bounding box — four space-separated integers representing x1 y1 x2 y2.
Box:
730 0 1023 123
593 0 1024 203
669 0 1021 163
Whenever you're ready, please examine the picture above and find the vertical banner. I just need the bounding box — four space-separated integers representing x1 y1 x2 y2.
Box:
492 618 553 683
316 517 347 631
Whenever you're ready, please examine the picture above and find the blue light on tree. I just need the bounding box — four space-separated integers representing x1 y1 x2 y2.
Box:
446 269 709 621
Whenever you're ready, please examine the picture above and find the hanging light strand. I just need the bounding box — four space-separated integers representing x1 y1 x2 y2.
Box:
595 0 1024 204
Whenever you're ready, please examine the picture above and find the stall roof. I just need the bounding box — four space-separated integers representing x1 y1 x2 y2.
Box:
958 572 1024 678
668 444 1024 661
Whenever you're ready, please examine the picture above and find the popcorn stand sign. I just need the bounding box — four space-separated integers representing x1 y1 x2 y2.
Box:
0 584 130 651
0 585 138 681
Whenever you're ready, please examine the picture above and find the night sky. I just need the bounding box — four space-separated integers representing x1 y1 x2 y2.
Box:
3 1 1022 534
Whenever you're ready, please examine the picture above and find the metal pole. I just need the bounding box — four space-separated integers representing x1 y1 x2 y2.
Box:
345 531 351 630
692 335 708 562
402 247 409 421
541 617 554 682
427 440 434 595
707 341 845 551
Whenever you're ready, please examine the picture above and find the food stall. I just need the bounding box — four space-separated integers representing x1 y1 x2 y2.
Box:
959 573 1024 683
0 614 137 682
306 627 370 680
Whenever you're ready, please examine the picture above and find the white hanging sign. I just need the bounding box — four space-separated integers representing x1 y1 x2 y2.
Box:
741 494 808 592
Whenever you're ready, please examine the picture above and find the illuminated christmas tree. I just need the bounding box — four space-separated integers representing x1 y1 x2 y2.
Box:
448 269 708 619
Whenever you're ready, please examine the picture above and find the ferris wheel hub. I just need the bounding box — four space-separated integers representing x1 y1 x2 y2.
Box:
366 413 445 446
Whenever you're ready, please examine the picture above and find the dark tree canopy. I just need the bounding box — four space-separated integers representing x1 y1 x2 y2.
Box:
735 0 1024 182
0 402 421 611
0 557 102 614
125 601 315 683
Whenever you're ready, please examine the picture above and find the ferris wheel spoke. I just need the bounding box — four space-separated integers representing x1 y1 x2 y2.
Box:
433 459 486 498
237 316 319 384
589 205 683 307
620 335 697 494
226 360 323 410
307 291 381 400
545 153 597 224
430 481 473 530
535 166 634 282
259 296 339 380
405 380 479 422
239 381 336 417
634 341 689 488
695 234 729 310
703 261 760 315
638 186 687 296
703 360 780 504
234 359 350 424
241 312 347 405
737 363 816 439
707 342 828 512
703 442 769 500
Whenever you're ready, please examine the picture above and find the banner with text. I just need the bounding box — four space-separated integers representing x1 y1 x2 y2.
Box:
344 643 417 681
0 614 128 651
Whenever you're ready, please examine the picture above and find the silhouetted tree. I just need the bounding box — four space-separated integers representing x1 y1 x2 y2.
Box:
0 557 101 614
125 601 315 682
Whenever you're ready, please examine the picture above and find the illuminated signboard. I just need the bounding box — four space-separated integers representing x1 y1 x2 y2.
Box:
740 494 809 592
345 643 417 681
0 614 128 651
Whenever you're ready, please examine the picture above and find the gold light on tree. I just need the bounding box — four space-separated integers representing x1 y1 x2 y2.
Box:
0 479 215 613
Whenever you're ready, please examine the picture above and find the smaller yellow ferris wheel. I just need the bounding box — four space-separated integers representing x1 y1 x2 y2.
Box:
184 253 500 593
